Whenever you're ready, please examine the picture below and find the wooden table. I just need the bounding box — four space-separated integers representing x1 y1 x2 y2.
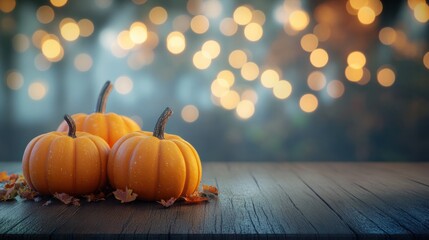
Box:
1 162 429 239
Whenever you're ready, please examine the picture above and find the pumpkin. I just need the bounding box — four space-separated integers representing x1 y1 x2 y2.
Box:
57 81 141 147
107 107 202 201
22 115 110 195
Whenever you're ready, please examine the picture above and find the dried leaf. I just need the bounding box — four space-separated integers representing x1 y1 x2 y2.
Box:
8 174 19 182
18 185 39 200
113 187 137 203
53 192 80 206
84 192 106 202
0 171 9 182
157 197 177 208
0 187 18 201
182 195 209 204
42 200 52 206
202 184 219 196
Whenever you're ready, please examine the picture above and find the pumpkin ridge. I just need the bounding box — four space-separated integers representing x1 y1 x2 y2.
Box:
128 139 146 192
180 140 202 189
72 137 77 195
31 134 56 194
105 114 112 147
22 135 44 191
46 136 62 195
112 135 141 188
155 139 162 200
171 140 189 196
88 136 105 191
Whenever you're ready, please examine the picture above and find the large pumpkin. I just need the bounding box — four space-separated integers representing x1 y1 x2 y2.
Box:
57 81 141 147
108 107 202 201
22 115 110 195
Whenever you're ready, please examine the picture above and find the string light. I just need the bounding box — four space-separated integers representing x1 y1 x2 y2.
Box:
115 76 134 94
181 105 199 123
166 31 186 54
310 48 329 68
228 50 247 69
28 81 48 100
273 80 292 99
377 67 395 87
233 6 252 25
236 100 255 119
299 94 318 113
241 62 259 81
149 7 168 25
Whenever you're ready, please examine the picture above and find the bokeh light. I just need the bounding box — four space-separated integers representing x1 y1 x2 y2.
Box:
0 0 16 13
347 51 366 69
345 66 363 82
229 50 247 69
50 0 67 7
241 89 258 104
181 105 199 123
260 69 280 88
273 80 292 99
220 90 240 110
74 53 93 72
379 27 396 45
36 6 55 24
115 76 134 94
41 35 64 62
166 31 186 54
190 15 210 34
310 48 329 68
299 94 318 113
211 78 230 98
307 71 326 91
357 6 376 25
289 10 310 31
129 22 148 44
60 19 80 41
233 6 252 25
6 71 24 90
149 6 168 25
78 19 94 37
12 34 30 52
423 52 429 69
244 23 263 42
236 100 255 119
327 80 345 98
193 51 212 70
300 34 319 52
202 40 221 59
240 62 259 81
217 70 235 87
28 81 47 100
377 67 395 87
219 18 238 36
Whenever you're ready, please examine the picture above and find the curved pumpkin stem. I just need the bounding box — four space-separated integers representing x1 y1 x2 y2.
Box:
95 81 113 113
153 107 173 140
64 114 77 138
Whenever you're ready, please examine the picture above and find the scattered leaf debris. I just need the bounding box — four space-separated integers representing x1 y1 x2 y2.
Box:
157 197 177 208
113 187 138 203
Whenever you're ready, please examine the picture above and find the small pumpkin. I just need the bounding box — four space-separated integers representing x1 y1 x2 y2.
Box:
22 115 110 195
108 107 202 201
57 81 141 147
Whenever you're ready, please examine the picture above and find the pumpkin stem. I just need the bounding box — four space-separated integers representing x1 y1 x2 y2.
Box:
153 107 173 139
64 114 77 138
95 81 113 113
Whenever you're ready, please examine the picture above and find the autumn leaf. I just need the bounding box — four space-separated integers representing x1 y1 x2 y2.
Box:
202 184 219 196
183 195 209 204
0 187 18 201
113 187 137 203
17 185 39 201
84 192 106 202
0 171 9 182
157 197 177 208
53 192 80 206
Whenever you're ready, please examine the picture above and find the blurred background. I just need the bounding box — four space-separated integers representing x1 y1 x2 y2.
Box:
0 0 428 162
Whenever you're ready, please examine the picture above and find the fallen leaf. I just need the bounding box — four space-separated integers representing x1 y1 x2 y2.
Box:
0 188 18 201
202 184 219 196
113 187 137 203
18 185 39 200
0 171 9 182
182 195 209 204
42 200 52 206
84 192 106 202
53 192 80 206
157 197 177 208
8 174 19 182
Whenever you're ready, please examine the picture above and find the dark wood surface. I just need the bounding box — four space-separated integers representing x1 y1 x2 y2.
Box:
1 162 429 239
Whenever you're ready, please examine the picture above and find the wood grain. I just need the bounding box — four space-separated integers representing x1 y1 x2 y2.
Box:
1 162 429 239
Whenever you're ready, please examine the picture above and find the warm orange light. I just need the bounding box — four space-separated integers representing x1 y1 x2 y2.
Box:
345 66 363 82
310 48 329 68
313 23 331 42
74 53 93 72
229 50 247 69
78 19 94 37
241 62 259 81
6 71 23 90
50 0 67 7
173 15 191 33
423 52 429 69
190 15 210 34
28 81 48 100
211 78 230 97
193 51 212 70
220 90 240 110
299 94 318 113
260 69 280 88
251 10 266 25
233 6 252 25
0 0 16 13
166 31 186 54
414 2 429 23
41 36 63 62
236 100 255 119
300 34 319 52
379 27 396 45
129 22 148 44
36 6 55 24
32 30 48 49
377 67 395 87
117 30 135 50
289 10 310 31
60 19 80 41
347 51 366 69
202 40 221 59
350 0 368 10
241 89 258 104
358 6 376 25
273 80 292 99
244 23 263 42
115 76 134 95
149 6 168 25
217 70 235 87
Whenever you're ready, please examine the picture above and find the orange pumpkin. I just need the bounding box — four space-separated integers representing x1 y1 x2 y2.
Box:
108 107 202 201
22 115 110 195
57 81 141 147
